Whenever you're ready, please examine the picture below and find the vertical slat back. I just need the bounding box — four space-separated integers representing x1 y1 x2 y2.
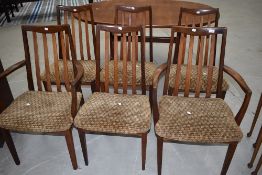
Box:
96 24 146 95
164 26 227 98
115 6 153 62
56 5 96 61
21 25 77 93
174 8 220 64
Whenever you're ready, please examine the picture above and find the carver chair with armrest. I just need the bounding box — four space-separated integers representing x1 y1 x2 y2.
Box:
110 5 156 107
0 24 83 170
170 8 229 99
74 24 151 170
41 5 97 92
152 26 252 175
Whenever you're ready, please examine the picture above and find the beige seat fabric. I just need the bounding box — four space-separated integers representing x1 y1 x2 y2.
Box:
100 60 157 86
169 64 229 92
155 95 243 143
0 91 82 133
74 92 151 135
41 60 96 83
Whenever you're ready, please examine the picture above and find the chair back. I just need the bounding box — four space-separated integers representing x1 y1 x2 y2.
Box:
178 8 219 27
57 5 95 60
115 5 153 62
164 26 227 98
95 24 146 95
21 24 77 92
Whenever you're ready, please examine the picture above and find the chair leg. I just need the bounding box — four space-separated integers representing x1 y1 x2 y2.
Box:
157 137 163 175
251 154 262 175
149 85 153 111
91 81 96 93
1 129 20 165
221 91 227 100
220 142 238 175
141 133 147 170
247 93 262 137
248 126 262 168
0 130 4 148
65 129 78 170
78 128 88 166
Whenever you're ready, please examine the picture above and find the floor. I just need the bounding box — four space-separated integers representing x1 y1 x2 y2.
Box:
0 0 262 174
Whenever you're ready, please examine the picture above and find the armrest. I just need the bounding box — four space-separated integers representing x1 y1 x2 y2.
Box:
0 60 26 80
223 65 252 125
71 61 84 117
152 63 167 125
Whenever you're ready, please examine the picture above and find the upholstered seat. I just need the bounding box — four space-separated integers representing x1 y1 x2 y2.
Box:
168 64 229 92
155 95 243 143
100 60 157 86
74 92 151 135
41 60 96 83
0 91 82 133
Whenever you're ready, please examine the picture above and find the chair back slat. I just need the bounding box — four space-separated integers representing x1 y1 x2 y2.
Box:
96 24 146 94
164 26 227 98
42 33 52 92
57 5 95 60
32 32 42 91
51 33 62 92
21 24 77 92
115 6 153 62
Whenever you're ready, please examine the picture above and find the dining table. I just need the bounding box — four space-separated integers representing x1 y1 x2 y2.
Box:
81 0 215 43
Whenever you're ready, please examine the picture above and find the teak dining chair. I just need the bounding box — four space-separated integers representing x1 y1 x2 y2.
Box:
152 26 251 175
41 5 97 92
74 24 151 170
170 8 229 99
0 24 83 170
112 5 156 107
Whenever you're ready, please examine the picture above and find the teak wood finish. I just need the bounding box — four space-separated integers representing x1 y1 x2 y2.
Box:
78 0 215 43
75 24 150 170
152 26 252 175
0 24 83 170
170 8 228 98
41 5 96 92
247 93 262 175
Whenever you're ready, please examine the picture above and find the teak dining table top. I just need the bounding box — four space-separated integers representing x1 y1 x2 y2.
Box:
86 0 214 28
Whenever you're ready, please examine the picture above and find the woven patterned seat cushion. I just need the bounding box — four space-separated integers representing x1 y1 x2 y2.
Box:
155 96 243 143
41 60 96 83
100 61 157 86
0 91 82 133
169 64 229 92
74 92 151 135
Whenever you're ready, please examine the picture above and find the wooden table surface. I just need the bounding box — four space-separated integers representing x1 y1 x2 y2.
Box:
89 0 214 28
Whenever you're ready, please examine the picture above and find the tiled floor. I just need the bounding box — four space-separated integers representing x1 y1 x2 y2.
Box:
0 0 262 174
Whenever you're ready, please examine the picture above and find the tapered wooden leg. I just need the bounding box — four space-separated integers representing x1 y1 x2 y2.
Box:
247 93 262 137
248 126 262 168
141 133 147 170
221 91 227 100
220 142 238 175
1 129 20 165
149 86 153 111
251 154 262 175
0 130 4 148
65 129 78 170
91 81 96 93
157 137 163 175
78 129 88 166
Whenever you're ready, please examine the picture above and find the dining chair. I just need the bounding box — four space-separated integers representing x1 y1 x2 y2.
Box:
0 24 83 170
169 8 229 99
247 93 262 175
74 24 151 170
111 5 156 108
152 26 252 175
41 5 97 92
